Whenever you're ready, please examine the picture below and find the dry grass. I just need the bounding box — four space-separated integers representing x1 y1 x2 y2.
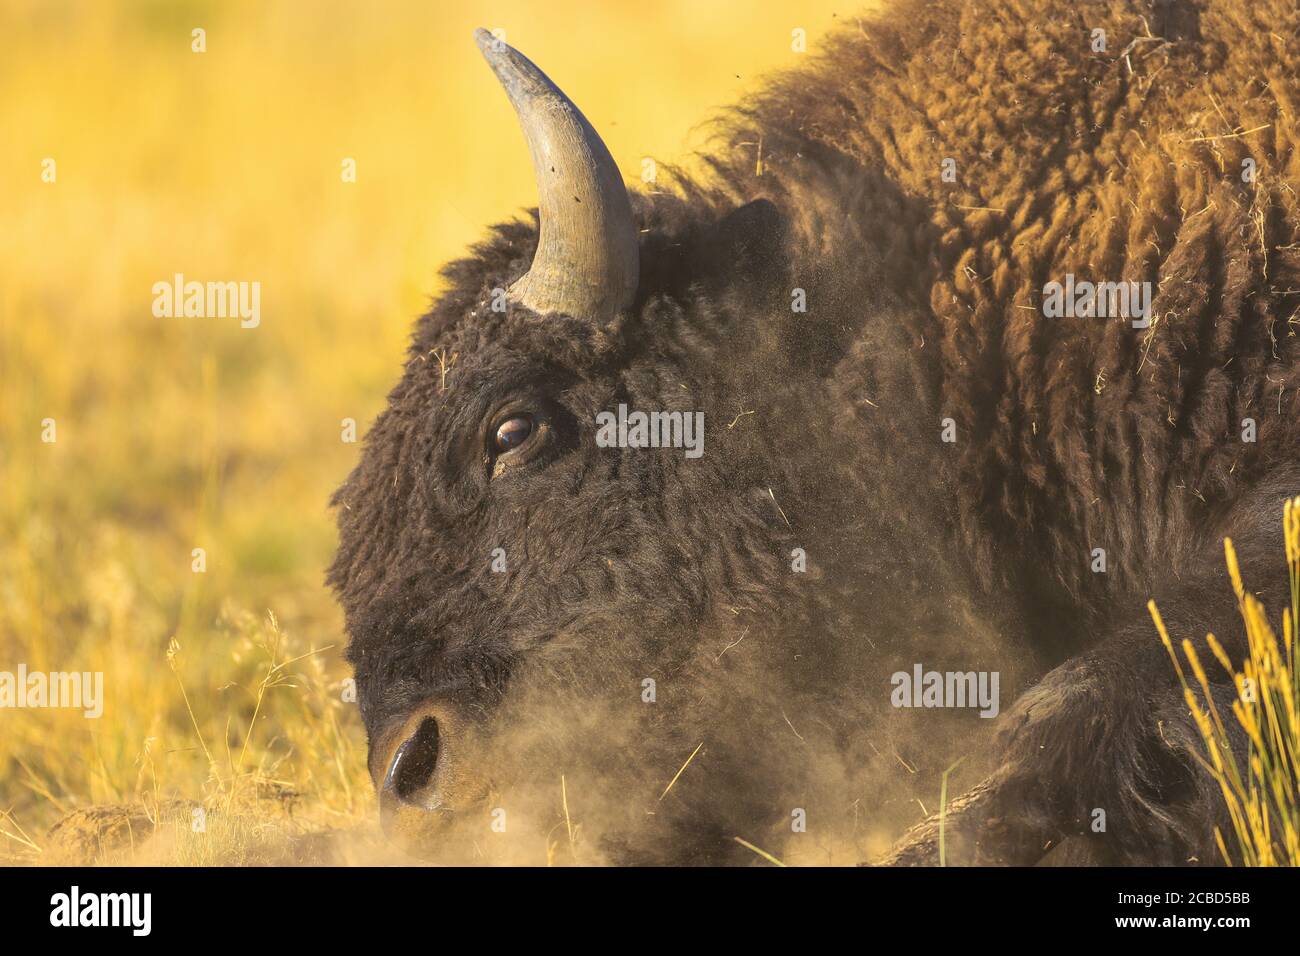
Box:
1149 500 1300 866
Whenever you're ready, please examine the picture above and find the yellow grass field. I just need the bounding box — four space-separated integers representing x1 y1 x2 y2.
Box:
0 0 851 863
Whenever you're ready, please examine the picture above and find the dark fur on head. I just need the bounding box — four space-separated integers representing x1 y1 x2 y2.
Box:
331 0 1300 863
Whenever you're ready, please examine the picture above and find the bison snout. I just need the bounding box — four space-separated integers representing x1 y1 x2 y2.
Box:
375 703 481 854
377 702 452 837
384 715 443 810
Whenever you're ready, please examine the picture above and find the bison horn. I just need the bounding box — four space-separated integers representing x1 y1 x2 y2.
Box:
474 28 639 320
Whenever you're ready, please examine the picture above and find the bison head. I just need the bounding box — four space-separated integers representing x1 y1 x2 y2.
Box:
329 29 998 863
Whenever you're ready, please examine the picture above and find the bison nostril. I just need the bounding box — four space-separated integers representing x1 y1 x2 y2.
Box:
386 717 441 803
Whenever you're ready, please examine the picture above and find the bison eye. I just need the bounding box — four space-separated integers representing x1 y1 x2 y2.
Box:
493 415 534 453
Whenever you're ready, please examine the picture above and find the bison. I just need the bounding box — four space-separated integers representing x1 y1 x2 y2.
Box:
329 0 1300 864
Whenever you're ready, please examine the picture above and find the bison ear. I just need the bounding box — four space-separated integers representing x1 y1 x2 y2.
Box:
705 199 785 274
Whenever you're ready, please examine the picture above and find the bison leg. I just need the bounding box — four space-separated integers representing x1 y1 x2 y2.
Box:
883 557 1277 864
879 662 1233 866
877 765 1064 866
886 478 1300 866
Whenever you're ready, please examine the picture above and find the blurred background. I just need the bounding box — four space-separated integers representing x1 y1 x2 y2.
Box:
0 0 850 860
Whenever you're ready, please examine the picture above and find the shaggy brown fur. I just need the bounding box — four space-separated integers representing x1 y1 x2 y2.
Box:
331 0 1300 864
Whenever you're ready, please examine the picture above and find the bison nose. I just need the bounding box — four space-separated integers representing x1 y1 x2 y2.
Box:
384 715 442 810
375 703 483 855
